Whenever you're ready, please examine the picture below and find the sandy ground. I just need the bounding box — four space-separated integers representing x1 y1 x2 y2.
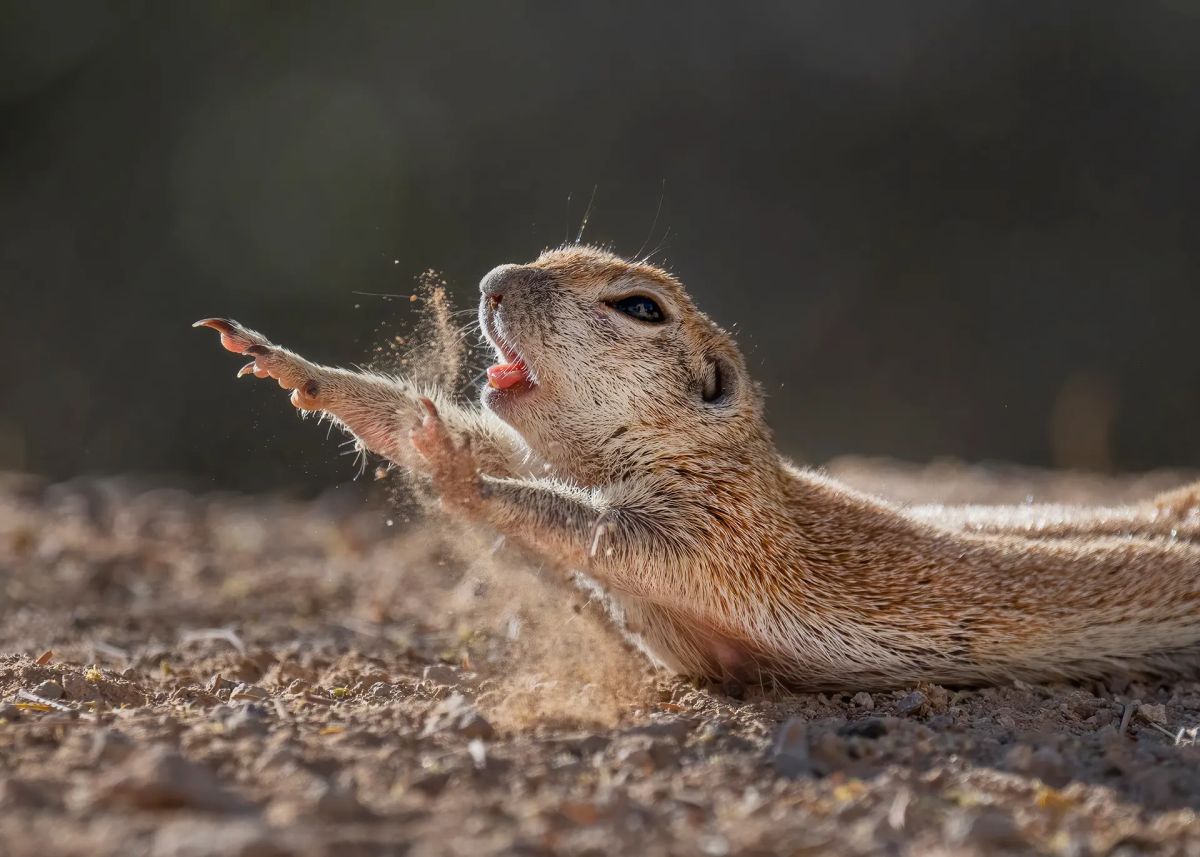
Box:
2 461 1200 857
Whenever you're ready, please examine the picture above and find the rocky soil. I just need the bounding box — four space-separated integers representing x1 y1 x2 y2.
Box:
2 463 1200 857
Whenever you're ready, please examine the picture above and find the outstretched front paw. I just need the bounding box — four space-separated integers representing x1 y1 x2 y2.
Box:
409 397 483 511
193 318 325 411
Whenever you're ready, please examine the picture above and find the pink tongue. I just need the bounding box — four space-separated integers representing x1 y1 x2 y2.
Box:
487 361 527 389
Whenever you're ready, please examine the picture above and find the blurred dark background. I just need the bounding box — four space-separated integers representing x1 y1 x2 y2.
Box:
2 1 1199 493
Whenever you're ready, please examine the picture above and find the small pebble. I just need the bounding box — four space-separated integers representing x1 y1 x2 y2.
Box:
421 693 494 740
91 729 135 765
151 818 284 857
771 718 809 778
311 780 373 820
213 703 270 737
1139 703 1168 726
614 735 680 771
948 808 1025 848
422 664 461 686
207 673 236 694
230 683 268 702
0 777 51 809
409 770 451 797
91 747 249 813
839 718 889 739
32 680 64 701
895 691 927 716
367 681 393 700
850 692 874 711
61 673 89 700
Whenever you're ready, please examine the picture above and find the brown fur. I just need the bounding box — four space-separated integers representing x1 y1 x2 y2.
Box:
196 247 1200 691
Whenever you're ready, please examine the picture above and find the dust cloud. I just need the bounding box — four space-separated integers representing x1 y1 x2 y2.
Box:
366 274 650 731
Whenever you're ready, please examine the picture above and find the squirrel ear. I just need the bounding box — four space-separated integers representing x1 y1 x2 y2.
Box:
701 353 734 405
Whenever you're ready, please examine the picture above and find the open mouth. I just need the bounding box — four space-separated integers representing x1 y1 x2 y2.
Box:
482 309 536 393
486 352 532 390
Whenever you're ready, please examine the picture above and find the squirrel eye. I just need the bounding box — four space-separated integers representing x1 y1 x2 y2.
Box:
609 295 665 323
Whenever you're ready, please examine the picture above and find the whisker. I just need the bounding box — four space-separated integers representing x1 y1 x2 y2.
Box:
576 184 598 245
351 290 411 299
634 179 667 260
641 226 674 265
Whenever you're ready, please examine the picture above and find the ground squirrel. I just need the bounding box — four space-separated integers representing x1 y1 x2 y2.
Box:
196 247 1200 691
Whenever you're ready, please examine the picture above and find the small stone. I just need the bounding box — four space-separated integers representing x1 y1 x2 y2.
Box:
839 718 888 739
91 728 135 765
367 682 393 700
231 657 266 683
927 713 956 730
1005 744 1033 768
614 734 680 771
771 718 809 778
460 712 493 739
699 835 731 856
207 673 236 694
0 777 50 809
557 799 603 826
467 738 488 769
1028 747 1068 787
1139 703 1168 726
1133 766 1175 806
924 684 951 710
850 692 874 711
61 673 90 700
807 731 851 776
409 770 452 797
310 780 373 820
894 691 927 716
32 680 64 700
422 665 461 686
253 745 296 773
215 703 270 737
421 693 494 740
92 747 250 812
230 683 269 702
947 808 1025 848
152 818 287 857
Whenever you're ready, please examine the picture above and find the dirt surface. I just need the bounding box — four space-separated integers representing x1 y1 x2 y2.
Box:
3 463 1200 857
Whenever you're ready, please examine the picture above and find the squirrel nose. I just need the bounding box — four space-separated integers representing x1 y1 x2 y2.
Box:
480 264 521 303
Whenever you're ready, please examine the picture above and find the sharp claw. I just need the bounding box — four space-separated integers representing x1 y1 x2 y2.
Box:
193 318 260 354
418 396 439 420
236 361 256 378
193 318 235 333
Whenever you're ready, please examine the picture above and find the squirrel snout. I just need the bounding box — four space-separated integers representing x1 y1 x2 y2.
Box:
480 264 521 302
480 263 553 304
